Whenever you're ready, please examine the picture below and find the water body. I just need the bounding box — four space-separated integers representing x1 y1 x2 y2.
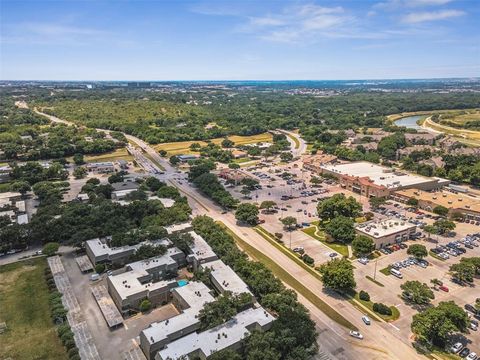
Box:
394 115 424 130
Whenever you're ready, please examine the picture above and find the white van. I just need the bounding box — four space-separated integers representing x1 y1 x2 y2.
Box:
390 268 403 278
90 273 100 281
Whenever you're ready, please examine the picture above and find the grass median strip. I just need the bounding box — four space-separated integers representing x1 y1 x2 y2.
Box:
429 250 446 262
366 275 385 287
219 223 358 331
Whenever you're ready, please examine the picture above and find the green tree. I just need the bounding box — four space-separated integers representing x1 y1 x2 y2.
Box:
159 150 167 157
369 196 386 210
145 176 164 191
10 181 31 196
260 200 277 213
352 235 375 256
139 299 152 312
95 263 106 274
228 162 240 169
43 242 60 256
406 198 419 207
411 301 468 347
221 139 234 148
280 152 294 162
433 205 449 217
235 203 259 225
281 216 297 230
407 244 428 259
324 216 355 243
317 193 362 221
73 167 87 179
318 258 356 291
449 262 475 283
169 155 180 165
433 219 456 235
73 153 84 165
400 280 434 304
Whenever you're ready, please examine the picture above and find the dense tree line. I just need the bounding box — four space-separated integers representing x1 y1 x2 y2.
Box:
192 216 318 359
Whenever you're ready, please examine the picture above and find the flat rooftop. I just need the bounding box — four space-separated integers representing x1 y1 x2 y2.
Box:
356 218 416 238
157 307 275 360
164 222 192 234
188 231 217 262
321 161 437 189
142 282 215 345
395 188 480 213
86 238 171 259
200 260 252 296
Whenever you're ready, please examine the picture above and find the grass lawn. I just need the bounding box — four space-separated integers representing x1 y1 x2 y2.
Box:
233 157 252 164
0 258 68 360
380 265 392 276
302 226 350 257
154 133 273 155
219 223 358 331
0 182 12 193
353 293 400 322
68 148 133 163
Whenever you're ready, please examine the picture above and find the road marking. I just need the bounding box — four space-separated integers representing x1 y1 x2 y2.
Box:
123 323 129 330
389 323 400 331
395 303 402 307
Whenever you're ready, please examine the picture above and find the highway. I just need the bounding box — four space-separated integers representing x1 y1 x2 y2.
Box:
33 107 422 360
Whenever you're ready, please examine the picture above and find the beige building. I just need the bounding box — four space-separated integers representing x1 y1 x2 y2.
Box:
392 189 480 221
356 219 417 249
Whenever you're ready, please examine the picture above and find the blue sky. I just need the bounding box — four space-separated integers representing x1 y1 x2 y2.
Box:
1 0 478 80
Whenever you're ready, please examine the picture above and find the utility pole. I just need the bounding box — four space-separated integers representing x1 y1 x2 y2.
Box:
373 257 378 281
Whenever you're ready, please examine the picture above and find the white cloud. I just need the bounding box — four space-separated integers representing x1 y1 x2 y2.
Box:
373 0 453 10
406 0 454 6
402 9 465 23
241 4 354 43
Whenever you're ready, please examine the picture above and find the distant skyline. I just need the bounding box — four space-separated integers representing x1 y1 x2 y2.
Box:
1 0 479 80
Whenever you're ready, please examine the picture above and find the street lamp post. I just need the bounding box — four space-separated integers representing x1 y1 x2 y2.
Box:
373 258 378 281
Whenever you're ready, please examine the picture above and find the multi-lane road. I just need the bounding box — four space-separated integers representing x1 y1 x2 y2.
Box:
33 107 422 360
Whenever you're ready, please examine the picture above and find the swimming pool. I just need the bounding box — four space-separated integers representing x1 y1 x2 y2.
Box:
177 280 188 287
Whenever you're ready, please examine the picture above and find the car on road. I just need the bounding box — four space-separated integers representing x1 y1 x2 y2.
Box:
358 258 369 265
349 330 363 339
450 342 463 353
362 316 371 325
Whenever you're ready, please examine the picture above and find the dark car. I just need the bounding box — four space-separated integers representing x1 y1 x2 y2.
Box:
465 304 478 314
459 348 470 358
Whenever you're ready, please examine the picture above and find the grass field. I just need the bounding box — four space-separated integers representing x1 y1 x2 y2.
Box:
353 293 400 322
302 226 350 257
218 222 358 331
154 133 273 155
66 148 133 163
0 258 68 360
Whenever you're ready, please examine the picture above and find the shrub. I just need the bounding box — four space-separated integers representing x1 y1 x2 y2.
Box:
359 290 370 302
274 233 283 239
95 264 106 274
60 330 74 344
302 254 315 266
68 348 79 358
373 302 392 316
42 242 60 257
57 324 71 337
69 355 81 360
64 339 77 350
139 299 152 313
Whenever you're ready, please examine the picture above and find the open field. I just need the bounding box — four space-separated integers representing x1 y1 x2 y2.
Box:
154 133 273 155
302 226 350 257
66 148 133 163
0 258 68 360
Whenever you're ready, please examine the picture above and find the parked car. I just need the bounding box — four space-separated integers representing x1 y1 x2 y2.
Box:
439 285 449 292
459 348 470 358
293 247 304 253
450 342 463 353
466 353 477 360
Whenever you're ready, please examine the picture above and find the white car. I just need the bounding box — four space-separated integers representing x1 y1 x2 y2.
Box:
349 330 363 339
358 258 369 265
362 316 371 325
450 342 463 353
470 322 478 331
466 352 477 360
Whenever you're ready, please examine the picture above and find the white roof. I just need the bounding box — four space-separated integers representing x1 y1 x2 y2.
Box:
164 222 192 234
356 219 416 238
157 307 275 360
16 214 29 224
15 200 26 212
321 161 436 189
188 231 217 263
200 260 252 296
142 282 215 345
0 191 21 200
